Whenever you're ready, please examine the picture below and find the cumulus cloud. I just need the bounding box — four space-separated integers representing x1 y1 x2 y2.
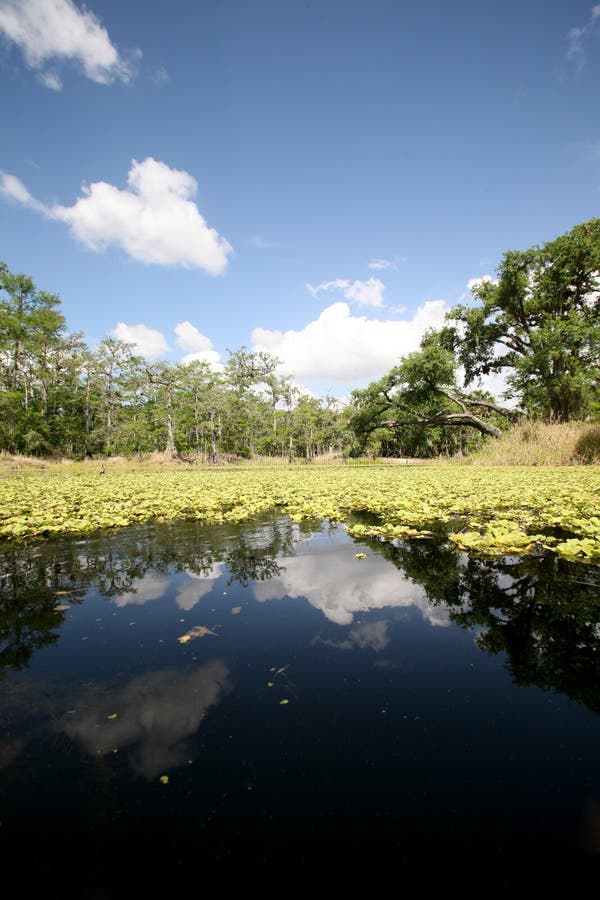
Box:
252 299 447 384
174 320 222 367
568 4 600 71
52 158 233 271
307 276 386 308
111 322 169 361
0 158 233 272
253 542 450 627
0 0 138 87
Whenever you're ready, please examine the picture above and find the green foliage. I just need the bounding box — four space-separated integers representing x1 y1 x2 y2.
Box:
349 329 508 457
0 262 346 461
448 218 600 421
0 465 598 559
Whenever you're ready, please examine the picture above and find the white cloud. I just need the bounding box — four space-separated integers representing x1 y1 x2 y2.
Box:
0 158 233 272
307 276 386 308
39 69 62 90
174 321 213 353
467 274 495 292
368 258 395 271
0 171 45 211
254 542 450 627
174 321 223 367
252 299 448 384
111 322 169 361
0 0 138 87
52 158 233 272
568 4 600 71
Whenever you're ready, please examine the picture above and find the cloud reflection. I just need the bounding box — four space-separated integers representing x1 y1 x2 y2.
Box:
253 545 450 626
109 565 223 610
313 620 391 652
111 571 169 607
61 660 232 779
175 565 223 610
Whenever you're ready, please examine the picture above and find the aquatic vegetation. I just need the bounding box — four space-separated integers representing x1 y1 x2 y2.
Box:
0 466 598 559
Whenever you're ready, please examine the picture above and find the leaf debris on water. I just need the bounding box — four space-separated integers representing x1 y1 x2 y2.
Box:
178 625 218 644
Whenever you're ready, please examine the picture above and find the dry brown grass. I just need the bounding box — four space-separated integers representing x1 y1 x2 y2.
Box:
461 421 600 466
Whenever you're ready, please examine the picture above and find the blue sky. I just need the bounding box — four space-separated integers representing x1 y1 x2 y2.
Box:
1 0 599 397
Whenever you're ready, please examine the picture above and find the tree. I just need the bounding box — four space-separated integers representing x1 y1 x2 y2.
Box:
90 337 144 454
176 360 227 462
0 263 71 453
224 347 280 456
448 218 600 421
349 330 516 456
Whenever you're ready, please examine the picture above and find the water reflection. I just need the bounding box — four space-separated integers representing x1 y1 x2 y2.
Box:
253 542 447 626
361 533 600 713
0 514 599 715
1 515 600 881
312 620 392 652
0 514 299 679
61 660 232 779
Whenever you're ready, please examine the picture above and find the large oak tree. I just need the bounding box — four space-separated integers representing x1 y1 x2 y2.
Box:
448 218 600 421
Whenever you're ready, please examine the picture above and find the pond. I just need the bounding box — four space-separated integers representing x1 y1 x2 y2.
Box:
1 513 600 890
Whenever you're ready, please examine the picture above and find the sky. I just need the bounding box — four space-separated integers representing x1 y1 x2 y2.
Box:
0 0 599 399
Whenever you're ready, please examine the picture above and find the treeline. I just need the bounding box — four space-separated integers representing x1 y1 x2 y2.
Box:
2 217 598 460
0 262 345 460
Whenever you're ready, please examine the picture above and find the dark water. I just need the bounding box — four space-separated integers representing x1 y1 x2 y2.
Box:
1 513 600 891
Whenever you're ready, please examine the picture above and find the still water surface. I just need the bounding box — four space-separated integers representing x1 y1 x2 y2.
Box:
1 513 599 889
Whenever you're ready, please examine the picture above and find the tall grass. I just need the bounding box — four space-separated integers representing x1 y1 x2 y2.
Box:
461 421 600 466
1 422 599 475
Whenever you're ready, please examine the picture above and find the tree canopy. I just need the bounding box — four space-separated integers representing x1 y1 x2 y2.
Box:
349 330 516 457
0 263 344 460
448 218 600 421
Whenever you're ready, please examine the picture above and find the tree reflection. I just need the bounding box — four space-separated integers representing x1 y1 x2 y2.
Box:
2 513 600 716
0 513 311 678
0 545 87 676
362 533 600 713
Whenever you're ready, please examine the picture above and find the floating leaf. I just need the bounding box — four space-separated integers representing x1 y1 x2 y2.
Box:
267 682 274 688
354 553 367 559
107 713 118 720
280 699 289 705
178 625 217 644
159 775 169 785
231 606 242 615
54 604 69 612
